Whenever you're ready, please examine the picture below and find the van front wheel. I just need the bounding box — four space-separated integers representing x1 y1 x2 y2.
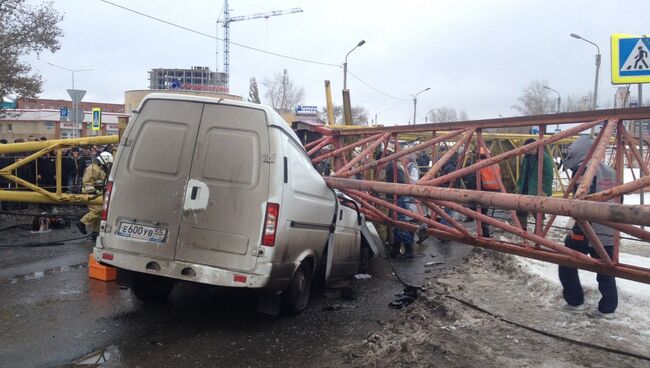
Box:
131 273 175 302
282 264 312 315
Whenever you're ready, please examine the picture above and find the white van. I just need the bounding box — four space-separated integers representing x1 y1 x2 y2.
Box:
93 94 379 314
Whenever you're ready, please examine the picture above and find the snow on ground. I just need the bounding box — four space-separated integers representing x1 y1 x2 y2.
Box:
518 253 650 338
331 249 650 368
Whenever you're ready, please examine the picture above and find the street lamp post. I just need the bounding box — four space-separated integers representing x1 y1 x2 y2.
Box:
570 33 600 136
411 87 431 125
543 85 561 113
343 40 366 90
47 62 93 138
342 40 365 125
543 85 561 132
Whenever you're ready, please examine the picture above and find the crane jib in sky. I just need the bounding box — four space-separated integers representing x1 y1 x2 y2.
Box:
217 0 303 90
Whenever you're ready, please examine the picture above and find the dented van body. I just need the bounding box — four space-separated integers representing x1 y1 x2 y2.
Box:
93 94 376 314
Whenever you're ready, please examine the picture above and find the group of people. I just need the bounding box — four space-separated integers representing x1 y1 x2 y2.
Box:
381 136 618 319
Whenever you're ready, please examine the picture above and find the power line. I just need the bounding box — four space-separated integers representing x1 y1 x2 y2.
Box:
100 0 411 102
99 0 340 68
347 70 410 101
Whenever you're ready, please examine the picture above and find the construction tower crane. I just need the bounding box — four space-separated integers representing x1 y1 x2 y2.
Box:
217 0 303 90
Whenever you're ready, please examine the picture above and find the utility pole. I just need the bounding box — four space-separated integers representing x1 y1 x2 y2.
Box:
570 33 600 136
47 62 92 138
342 40 366 125
411 87 430 125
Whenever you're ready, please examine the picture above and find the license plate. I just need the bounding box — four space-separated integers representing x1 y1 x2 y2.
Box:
117 222 167 244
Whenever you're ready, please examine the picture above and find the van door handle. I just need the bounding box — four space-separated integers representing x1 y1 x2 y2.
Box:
191 186 199 200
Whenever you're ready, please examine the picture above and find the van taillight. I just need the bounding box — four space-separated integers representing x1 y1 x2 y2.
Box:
101 181 113 221
262 202 280 246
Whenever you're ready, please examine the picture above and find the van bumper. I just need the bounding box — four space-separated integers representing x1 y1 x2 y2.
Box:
93 247 272 289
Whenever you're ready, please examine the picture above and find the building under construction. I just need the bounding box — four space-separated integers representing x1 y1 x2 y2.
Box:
148 66 227 92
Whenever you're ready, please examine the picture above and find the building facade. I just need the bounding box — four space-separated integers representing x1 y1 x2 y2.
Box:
0 108 124 141
148 66 228 93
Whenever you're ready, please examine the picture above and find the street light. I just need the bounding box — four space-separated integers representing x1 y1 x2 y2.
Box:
47 62 93 138
543 85 561 113
411 87 431 125
543 86 561 132
570 33 600 136
343 40 365 90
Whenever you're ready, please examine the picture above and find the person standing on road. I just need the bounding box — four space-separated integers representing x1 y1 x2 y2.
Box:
77 152 112 238
63 147 86 193
436 151 464 234
385 153 416 258
516 138 554 231
558 136 618 319
416 150 430 176
477 146 501 238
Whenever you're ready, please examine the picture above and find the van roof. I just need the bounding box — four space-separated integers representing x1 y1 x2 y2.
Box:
139 93 301 143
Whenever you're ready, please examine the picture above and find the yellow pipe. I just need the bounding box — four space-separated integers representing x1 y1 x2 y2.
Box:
56 147 62 196
0 173 59 200
0 135 119 154
1 144 56 173
0 190 102 205
325 80 335 125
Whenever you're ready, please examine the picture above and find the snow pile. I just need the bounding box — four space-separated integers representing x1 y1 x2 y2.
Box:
334 250 650 368
518 253 650 337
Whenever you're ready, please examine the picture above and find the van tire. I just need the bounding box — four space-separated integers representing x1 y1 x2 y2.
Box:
282 264 312 315
131 273 175 302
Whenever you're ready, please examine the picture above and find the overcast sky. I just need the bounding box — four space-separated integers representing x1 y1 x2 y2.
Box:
28 0 650 124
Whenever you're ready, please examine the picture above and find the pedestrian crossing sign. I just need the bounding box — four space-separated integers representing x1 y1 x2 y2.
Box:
92 108 101 131
611 34 650 84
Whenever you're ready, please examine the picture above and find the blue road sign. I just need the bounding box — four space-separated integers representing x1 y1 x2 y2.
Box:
60 107 69 119
611 34 650 84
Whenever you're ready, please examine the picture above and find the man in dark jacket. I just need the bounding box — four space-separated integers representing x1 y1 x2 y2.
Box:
558 136 618 319
63 148 86 193
516 138 554 231
416 150 430 176
385 158 416 258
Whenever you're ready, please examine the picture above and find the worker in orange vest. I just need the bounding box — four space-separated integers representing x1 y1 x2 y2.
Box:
478 146 501 237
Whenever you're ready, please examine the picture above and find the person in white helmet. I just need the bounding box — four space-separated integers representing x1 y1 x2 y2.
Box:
76 150 113 237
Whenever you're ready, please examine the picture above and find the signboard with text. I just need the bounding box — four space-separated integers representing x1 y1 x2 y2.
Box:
295 105 318 116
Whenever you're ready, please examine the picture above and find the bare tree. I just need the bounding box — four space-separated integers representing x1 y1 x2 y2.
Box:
0 0 64 104
563 92 593 112
512 80 555 116
318 105 369 125
247 77 260 103
427 106 469 123
262 69 304 113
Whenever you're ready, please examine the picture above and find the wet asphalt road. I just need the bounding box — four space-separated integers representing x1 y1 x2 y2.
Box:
0 222 471 368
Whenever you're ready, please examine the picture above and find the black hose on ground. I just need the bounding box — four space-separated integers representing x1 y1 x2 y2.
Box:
434 291 650 363
0 234 93 248
381 240 422 309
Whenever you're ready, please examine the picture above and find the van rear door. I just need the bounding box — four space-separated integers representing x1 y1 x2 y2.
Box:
174 103 270 272
104 99 203 260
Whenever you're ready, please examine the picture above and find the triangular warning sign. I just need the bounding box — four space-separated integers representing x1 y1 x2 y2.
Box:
621 39 650 71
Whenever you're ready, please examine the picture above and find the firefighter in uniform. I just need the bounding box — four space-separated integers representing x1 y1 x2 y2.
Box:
478 146 501 238
76 151 113 237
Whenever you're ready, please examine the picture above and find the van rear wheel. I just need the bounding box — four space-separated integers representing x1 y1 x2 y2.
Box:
131 273 175 302
282 264 312 315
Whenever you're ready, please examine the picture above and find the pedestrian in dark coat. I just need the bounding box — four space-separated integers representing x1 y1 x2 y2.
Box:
63 148 86 193
558 136 618 319
516 138 555 231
